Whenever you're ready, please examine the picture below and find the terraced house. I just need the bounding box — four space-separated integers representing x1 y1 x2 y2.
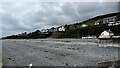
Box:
95 12 120 26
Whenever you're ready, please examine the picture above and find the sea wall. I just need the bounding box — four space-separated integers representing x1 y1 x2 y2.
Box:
99 39 120 47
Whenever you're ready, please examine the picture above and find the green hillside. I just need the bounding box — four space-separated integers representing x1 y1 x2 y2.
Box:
81 12 120 26
2 12 120 39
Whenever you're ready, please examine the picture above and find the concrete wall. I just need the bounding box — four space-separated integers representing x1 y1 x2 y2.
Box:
99 39 120 47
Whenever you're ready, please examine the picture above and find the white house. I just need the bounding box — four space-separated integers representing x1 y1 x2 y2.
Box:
95 16 117 26
41 29 48 33
98 29 120 47
81 24 87 27
48 27 59 32
58 26 65 31
99 29 114 38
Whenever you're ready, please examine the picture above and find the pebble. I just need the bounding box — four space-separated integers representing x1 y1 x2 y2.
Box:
44 51 49 52
74 65 77 67
65 63 68 66
49 57 52 60
7 58 12 60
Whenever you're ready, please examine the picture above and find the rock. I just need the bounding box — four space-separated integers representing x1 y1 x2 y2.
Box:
7 58 12 60
65 63 68 66
44 51 49 52
49 57 52 60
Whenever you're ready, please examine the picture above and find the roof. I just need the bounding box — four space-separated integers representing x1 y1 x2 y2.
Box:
105 29 114 34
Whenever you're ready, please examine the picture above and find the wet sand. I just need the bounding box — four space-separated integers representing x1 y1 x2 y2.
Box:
1 39 119 66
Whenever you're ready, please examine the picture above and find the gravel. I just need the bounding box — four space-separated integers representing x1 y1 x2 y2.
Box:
1 39 119 66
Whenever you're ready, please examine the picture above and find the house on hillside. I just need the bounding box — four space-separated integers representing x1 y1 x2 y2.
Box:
95 15 120 26
81 24 88 27
64 24 70 31
58 26 65 32
41 29 49 33
98 29 114 38
95 16 116 26
48 27 58 33
98 29 120 47
41 29 49 34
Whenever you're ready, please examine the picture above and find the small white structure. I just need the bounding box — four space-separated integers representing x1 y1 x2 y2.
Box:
81 24 87 27
82 36 96 39
95 22 99 25
41 29 48 33
58 26 65 31
99 29 114 38
29 63 32 68
95 16 119 26
98 30 120 47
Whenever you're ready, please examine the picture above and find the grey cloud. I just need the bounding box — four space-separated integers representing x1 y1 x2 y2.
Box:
62 3 76 16
61 3 80 22
2 13 20 30
2 13 31 31
2 13 35 36
76 2 118 21
76 2 100 14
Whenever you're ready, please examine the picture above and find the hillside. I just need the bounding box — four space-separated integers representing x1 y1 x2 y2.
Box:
55 12 120 38
2 12 120 39
72 12 120 26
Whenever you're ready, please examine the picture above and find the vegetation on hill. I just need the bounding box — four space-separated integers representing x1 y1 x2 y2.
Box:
2 12 120 39
2 30 52 39
58 25 120 38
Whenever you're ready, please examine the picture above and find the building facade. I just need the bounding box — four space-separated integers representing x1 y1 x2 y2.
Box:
99 30 114 38
95 16 120 26
58 26 65 32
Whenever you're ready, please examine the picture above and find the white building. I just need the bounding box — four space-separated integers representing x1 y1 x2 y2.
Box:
98 29 120 47
41 29 48 33
58 26 65 32
82 36 96 39
48 27 58 32
81 24 88 27
99 29 114 38
95 16 118 26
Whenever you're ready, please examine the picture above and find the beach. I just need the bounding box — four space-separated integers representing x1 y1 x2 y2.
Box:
1 39 119 66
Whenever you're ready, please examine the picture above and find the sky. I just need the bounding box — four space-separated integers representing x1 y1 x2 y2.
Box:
0 0 120 37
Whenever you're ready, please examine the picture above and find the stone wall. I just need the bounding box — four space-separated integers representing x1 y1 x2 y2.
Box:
99 39 120 47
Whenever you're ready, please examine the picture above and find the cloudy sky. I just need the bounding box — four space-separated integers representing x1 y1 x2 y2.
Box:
0 1 119 37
